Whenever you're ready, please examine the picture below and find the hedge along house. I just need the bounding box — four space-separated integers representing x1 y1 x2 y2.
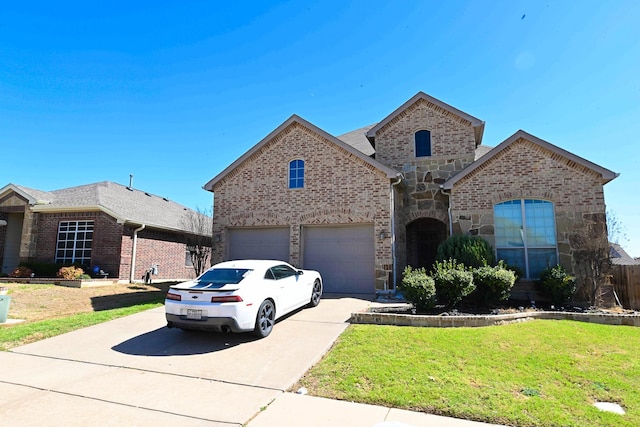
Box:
0 181 209 282
205 92 618 298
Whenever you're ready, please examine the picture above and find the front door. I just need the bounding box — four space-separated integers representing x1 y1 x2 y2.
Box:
406 218 447 271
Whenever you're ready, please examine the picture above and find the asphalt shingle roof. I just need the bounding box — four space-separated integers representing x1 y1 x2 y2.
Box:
14 181 203 233
337 124 376 157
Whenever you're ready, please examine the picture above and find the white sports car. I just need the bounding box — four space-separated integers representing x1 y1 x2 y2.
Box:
165 260 323 338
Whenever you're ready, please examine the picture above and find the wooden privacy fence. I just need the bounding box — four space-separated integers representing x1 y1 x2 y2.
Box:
612 265 640 310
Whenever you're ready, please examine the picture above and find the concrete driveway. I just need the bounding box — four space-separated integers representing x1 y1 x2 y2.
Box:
0 294 372 426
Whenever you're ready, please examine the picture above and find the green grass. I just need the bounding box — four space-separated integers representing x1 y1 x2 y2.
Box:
0 302 163 351
299 320 640 427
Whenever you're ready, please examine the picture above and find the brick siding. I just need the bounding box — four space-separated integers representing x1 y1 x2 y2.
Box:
449 137 608 277
212 121 393 289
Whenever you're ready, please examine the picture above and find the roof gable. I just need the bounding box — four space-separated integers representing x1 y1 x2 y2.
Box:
365 92 485 146
443 130 619 190
204 115 399 191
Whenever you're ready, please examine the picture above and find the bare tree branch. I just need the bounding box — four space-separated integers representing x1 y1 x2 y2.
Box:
181 206 213 277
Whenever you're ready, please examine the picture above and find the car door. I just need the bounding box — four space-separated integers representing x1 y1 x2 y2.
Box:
269 264 302 314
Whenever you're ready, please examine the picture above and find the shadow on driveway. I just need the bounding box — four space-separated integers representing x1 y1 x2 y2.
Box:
112 326 259 357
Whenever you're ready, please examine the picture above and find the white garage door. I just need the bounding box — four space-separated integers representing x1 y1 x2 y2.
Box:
228 227 290 262
303 225 375 294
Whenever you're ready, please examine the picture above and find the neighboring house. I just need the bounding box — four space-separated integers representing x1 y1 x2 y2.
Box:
204 91 618 297
610 243 640 266
0 181 207 282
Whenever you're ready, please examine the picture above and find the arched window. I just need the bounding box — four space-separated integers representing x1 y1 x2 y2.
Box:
494 199 558 279
289 159 304 189
415 130 431 157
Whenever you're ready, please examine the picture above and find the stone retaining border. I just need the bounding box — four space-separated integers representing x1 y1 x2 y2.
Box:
351 307 640 328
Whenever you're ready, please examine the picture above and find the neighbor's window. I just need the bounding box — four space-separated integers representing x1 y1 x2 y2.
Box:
494 199 558 279
415 130 431 157
289 159 304 188
55 220 94 265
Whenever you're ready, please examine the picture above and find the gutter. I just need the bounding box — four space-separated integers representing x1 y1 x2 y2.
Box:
390 173 403 290
130 224 146 283
439 185 453 236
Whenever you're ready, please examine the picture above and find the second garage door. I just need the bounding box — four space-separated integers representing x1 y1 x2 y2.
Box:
303 225 374 294
228 227 290 262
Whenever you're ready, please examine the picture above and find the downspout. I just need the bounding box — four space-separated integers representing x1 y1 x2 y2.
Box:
439 185 453 236
390 173 403 291
130 224 146 283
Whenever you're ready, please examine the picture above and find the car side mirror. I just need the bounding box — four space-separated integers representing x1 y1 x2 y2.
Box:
296 270 304 275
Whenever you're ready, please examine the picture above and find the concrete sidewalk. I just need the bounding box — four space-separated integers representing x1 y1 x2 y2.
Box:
248 392 505 427
0 296 506 427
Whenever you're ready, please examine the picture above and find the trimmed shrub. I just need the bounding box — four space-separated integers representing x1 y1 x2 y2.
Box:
21 262 63 278
399 266 436 311
472 262 516 306
538 265 577 306
9 266 33 278
436 235 495 268
57 266 85 280
431 259 475 307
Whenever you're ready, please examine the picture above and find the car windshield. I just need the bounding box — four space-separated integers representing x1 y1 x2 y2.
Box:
192 268 252 288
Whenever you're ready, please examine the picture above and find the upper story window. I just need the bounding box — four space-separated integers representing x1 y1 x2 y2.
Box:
415 130 432 157
494 199 558 279
289 159 304 189
55 220 94 265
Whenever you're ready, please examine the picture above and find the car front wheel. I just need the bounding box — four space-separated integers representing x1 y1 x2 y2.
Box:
309 279 322 307
253 299 275 338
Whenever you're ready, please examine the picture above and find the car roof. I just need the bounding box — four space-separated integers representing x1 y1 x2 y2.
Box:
211 260 291 270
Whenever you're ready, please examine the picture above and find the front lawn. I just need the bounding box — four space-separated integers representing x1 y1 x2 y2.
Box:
296 320 640 427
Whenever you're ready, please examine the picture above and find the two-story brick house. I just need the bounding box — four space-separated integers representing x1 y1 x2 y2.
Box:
204 92 617 296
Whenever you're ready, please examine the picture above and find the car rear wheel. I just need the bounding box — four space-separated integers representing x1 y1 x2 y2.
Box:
309 279 322 307
254 299 275 338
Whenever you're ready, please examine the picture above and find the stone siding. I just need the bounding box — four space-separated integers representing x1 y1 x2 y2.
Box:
212 122 392 289
371 98 478 276
449 137 608 278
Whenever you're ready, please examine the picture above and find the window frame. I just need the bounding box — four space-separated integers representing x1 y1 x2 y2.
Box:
414 129 432 157
288 159 305 189
55 220 94 265
494 199 559 279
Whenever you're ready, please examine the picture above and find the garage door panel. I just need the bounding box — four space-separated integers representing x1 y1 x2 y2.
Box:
303 225 374 294
228 228 290 262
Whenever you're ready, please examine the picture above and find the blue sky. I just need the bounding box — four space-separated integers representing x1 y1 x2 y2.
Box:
1 1 639 256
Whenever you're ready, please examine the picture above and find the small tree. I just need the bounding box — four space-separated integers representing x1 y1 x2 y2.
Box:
181 206 213 277
606 208 628 246
570 213 611 307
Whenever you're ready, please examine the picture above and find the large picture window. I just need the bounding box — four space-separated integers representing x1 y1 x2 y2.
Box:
55 220 94 265
289 159 304 189
494 199 557 279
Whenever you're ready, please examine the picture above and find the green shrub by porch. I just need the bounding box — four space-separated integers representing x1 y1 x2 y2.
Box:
538 265 577 306
432 259 475 307
436 234 495 268
472 262 516 306
399 266 436 311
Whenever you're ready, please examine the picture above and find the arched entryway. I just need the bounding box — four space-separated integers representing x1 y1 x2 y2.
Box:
406 218 448 270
